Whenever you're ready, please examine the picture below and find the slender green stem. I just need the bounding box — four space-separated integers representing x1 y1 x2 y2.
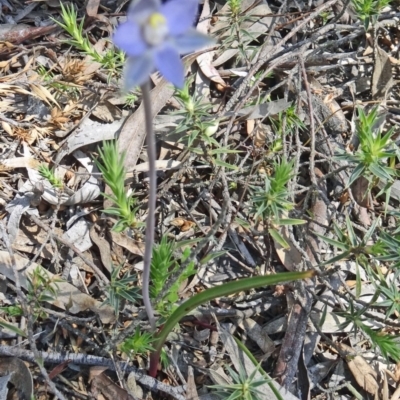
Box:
141 81 156 331
149 270 315 376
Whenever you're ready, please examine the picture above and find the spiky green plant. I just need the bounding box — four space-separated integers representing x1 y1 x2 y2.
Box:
336 106 399 207
38 164 63 188
150 236 196 318
52 3 124 80
102 264 141 317
120 326 155 357
210 362 270 400
351 0 391 29
95 141 142 232
251 159 305 248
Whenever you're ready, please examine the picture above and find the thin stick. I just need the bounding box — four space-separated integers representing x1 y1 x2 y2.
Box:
0 222 67 400
0 346 186 400
140 81 156 331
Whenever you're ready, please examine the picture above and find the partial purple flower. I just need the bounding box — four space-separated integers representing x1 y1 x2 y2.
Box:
113 0 214 89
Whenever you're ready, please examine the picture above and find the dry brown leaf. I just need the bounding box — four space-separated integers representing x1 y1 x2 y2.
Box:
338 343 379 395
186 366 199 400
170 217 196 232
127 159 181 176
110 231 145 256
0 357 33 399
0 56 34 82
1 156 40 170
48 360 71 380
172 217 189 229
118 52 202 172
90 225 113 273
246 119 255 135
239 318 275 355
196 1 226 87
5 124 50 145
81 92 122 122
253 122 269 147
351 176 370 208
49 107 70 129
348 355 379 395
86 0 100 17
353 204 372 227
0 24 56 45
117 79 175 172
0 251 115 324
197 52 226 87
0 83 31 96
273 226 303 272
181 221 196 232
91 372 135 400
394 362 400 382
89 366 109 381
29 82 59 107
372 46 394 99
382 370 389 400
1 121 12 135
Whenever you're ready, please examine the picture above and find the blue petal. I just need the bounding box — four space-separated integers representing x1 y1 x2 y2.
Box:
161 0 198 35
173 30 215 54
128 0 161 23
154 45 184 88
123 54 154 90
113 21 147 56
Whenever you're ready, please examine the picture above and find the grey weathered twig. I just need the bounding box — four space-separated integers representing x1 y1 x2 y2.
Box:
0 345 186 400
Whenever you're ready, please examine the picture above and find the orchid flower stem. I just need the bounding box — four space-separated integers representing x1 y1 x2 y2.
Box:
141 81 156 332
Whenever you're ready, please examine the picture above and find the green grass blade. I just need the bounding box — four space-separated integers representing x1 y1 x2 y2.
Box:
152 270 315 364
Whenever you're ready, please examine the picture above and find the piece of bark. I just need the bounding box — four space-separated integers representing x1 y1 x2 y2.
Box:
274 168 327 389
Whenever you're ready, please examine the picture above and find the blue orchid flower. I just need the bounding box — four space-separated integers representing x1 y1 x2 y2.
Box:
113 0 213 89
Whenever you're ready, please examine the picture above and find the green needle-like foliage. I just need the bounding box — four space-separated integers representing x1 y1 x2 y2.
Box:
362 325 400 362
315 215 379 267
351 0 391 29
53 3 100 59
53 3 124 81
120 326 155 357
217 0 259 65
270 104 305 136
336 106 399 206
27 267 62 320
252 159 295 220
103 264 141 317
38 164 63 189
95 141 142 232
150 236 196 318
172 82 238 169
0 266 62 331
251 158 305 248
227 0 242 17
375 230 400 269
210 362 269 400
377 278 400 319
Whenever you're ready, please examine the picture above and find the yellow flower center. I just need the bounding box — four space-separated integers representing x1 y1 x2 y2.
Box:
148 12 166 28
143 12 168 46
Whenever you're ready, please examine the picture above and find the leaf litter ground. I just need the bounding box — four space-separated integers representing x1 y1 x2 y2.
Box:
1 0 400 399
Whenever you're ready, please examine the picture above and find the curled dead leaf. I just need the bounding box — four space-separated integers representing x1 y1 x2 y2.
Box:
347 355 379 395
170 218 196 232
